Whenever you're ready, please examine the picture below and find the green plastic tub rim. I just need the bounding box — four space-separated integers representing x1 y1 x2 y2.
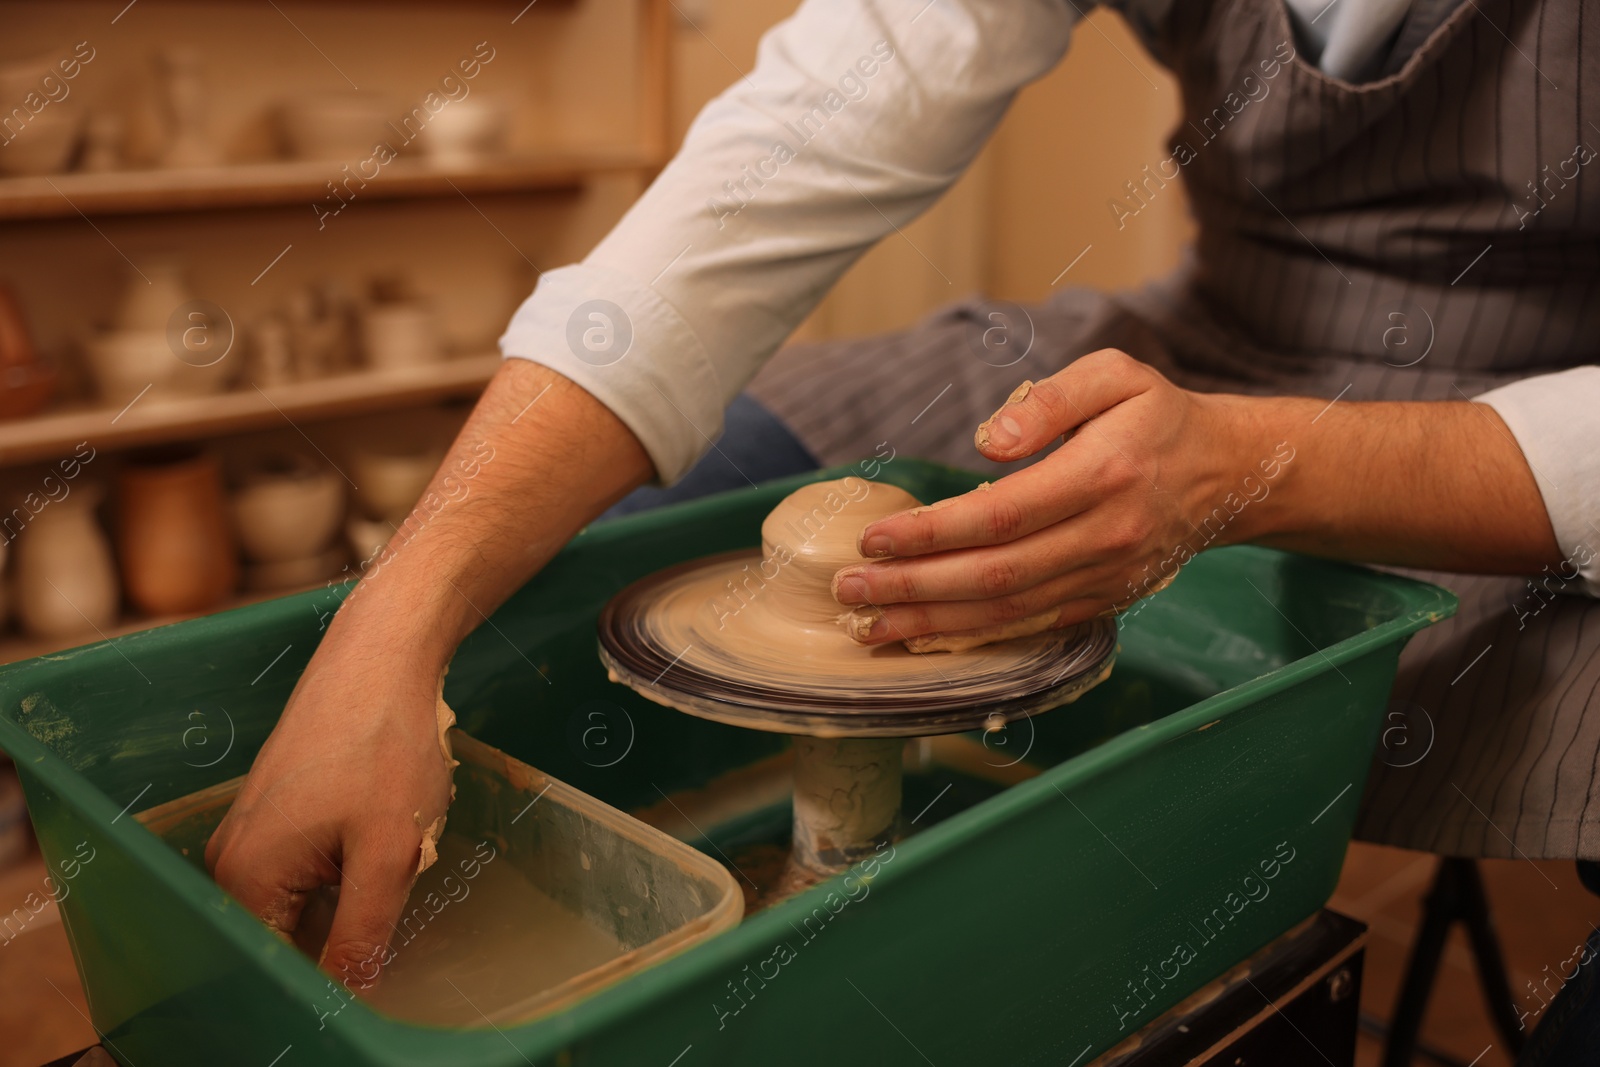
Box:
0 459 1459 1059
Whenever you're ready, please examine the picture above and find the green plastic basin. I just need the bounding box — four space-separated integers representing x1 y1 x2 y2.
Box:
0 460 1455 1065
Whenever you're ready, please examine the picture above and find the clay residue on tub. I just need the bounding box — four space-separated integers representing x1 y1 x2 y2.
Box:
17 693 78 747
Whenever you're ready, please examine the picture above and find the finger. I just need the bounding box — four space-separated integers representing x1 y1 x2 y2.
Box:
902 609 1062 654
835 519 1103 606
320 827 424 992
974 349 1157 462
208 818 327 940
840 571 1117 644
858 442 1140 558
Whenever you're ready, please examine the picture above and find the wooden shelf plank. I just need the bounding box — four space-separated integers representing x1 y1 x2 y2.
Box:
0 150 650 220
0 582 324 667
0 354 502 465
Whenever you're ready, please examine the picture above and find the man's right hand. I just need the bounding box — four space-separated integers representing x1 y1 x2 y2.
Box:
205 360 655 991
205 625 454 989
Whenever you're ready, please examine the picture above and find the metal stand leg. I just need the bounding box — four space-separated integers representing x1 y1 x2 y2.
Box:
1382 858 1525 1066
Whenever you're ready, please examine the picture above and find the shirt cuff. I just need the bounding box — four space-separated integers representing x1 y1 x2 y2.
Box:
498 263 724 485
1476 366 1600 597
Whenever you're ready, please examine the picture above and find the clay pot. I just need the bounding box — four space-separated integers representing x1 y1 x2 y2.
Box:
116 447 237 616
360 302 443 371
232 455 344 563
244 547 347 593
231 455 346 592
0 56 84 177
155 47 220 169
88 261 235 403
420 97 510 167
0 284 57 420
113 258 189 332
349 443 442 524
277 93 401 162
12 484 119 639
345 512 392 565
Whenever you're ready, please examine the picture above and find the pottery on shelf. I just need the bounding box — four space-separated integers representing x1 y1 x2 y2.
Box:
12 483 119 639
349 442 442 526
277 94 400 162
286 282 356 379
115 447 237 616
88 261 235 403
360 302 443 371
0 284 58 420
247 314 296 387
420 97 510 167
114 257 189 332
85 329 183 400
245 547 348 593
0 56 85 176
345 512 392 565
155 47 220 168
231 455 346 592
81 112 125 172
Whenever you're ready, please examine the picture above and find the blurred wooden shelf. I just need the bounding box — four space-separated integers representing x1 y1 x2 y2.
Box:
0 581 326 666
0 353 501 465
0 149 651 220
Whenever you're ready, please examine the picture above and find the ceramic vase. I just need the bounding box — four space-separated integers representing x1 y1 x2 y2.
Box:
113 258 188 332
116 448 237 615
12 484 119 638
156 47 219 168
248 314 296 387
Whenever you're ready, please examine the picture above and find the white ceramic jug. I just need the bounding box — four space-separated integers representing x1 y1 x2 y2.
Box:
12 485 119 639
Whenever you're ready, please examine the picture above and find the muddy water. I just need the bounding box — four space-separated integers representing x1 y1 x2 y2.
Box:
359 834 625 1027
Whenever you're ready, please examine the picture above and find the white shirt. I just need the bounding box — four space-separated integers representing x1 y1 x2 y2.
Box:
499 0 1600 594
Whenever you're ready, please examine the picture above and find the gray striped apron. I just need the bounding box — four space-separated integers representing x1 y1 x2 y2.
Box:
748 0 1600 859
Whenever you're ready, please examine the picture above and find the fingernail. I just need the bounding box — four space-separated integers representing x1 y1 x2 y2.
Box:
859 532 893 558
842 609 886 642
833 570 868 604
981 413 1022 450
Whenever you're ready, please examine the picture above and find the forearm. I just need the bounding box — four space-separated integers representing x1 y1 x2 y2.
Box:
1216 394 1563 574
321 360 653 673
501 0 1078 483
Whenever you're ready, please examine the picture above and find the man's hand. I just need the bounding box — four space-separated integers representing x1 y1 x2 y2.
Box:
831 350 1239 644
831 348 1562 647
206 360 653 990
205 635 452 989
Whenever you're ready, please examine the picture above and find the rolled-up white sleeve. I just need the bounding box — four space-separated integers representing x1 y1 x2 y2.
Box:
499 0 1080 482
1476 366 1600 597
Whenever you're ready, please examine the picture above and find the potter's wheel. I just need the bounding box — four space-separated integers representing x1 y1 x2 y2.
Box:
599 550 1118 737
599 477 1118 889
